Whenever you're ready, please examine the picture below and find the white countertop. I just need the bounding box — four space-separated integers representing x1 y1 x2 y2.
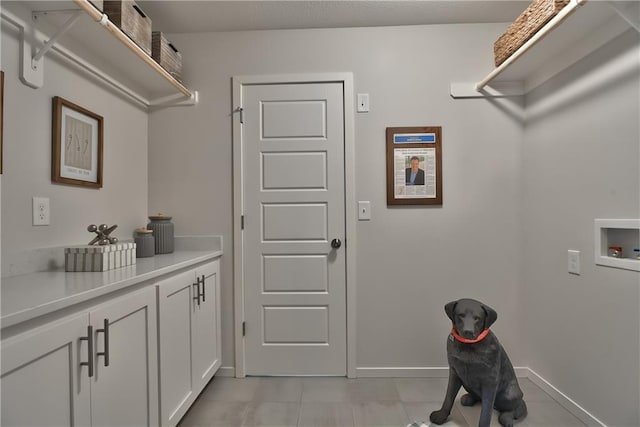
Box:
2 245 222 329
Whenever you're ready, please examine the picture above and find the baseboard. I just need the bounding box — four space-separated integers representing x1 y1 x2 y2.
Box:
356 367 449 378
355 366 604 426
356 366 530 378
215 366 236 377
525 368 606 427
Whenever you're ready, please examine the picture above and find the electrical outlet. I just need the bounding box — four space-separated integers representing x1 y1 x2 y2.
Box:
32 197 50 226
568 250 580 275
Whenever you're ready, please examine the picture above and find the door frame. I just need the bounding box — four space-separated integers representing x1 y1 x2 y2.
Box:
232 73 357 378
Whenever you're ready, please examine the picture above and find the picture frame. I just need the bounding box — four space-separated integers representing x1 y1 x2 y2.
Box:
1 70 4 174
386 126 442 206
52 96 103 188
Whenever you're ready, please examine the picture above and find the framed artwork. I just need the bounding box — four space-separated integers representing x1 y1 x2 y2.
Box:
1 70 4 174
52 96 103 188
386 126 442 206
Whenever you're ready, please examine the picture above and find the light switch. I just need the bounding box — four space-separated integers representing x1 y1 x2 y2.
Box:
358 201 371 220
568 250 580 275
357 93 370 113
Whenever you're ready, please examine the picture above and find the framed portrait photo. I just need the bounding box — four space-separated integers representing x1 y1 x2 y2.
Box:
52 96 103 188
386 126 442 206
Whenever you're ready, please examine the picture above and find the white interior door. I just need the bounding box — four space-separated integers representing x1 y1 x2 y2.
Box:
242 82 346 375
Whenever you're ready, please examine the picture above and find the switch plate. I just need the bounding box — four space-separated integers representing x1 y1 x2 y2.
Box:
32 197 50 226
358 201 371 220
357 93 370 113
568 250 580 275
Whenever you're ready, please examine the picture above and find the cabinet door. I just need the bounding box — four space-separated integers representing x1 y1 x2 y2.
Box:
1 314 91 427
89 286 158 427
193 260 221 390
157 270 196 426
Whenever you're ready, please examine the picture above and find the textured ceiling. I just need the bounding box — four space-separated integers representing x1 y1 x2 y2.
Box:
136 1 531 33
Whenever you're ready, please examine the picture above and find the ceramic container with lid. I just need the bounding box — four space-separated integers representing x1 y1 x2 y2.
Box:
134 227 155 258
147 214 174 254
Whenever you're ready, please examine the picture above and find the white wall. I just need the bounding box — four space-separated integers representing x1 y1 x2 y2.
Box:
4 4 636 423
1 3 149 276
522 30 640 426
148 23 525 375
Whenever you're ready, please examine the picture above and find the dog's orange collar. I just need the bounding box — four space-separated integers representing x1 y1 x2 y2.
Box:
450 327 491 344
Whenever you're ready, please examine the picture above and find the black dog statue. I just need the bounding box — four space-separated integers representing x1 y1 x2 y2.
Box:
430 298 527 427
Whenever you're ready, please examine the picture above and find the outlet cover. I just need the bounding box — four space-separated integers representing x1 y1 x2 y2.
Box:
568 250 580 275
32 197 50 226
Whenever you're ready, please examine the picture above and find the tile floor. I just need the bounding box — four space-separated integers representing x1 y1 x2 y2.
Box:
177 376 587 427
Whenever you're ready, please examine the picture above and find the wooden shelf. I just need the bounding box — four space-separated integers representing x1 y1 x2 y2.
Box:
6 0 196 107
451 0 639 98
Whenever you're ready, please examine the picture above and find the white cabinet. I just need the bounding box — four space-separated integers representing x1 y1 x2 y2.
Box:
1 286 158 427
192 261 222 390
157 260 221 426
89 287 159 427
1 314 92 426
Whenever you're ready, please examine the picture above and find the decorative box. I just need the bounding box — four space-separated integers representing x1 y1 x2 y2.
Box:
493 0 570 66
103 0 152 56
65 243 136 272
152 32 183 82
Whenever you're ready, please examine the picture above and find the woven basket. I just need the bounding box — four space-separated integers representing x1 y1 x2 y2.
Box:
152 32 182 82
104 1 152 56
494 0 570 66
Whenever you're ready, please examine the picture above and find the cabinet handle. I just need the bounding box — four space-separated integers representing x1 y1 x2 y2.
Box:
193 282 200 306
96 318 110 367
132 4 147 18
80 325 94 378
200 275 206 302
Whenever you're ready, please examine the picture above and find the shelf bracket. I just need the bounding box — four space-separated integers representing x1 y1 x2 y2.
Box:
149 91 199 108
450 81 524 99
32 11 83 64
20 10 83 89
607 1 640 33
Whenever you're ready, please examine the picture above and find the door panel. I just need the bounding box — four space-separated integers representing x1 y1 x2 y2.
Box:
262 152 327 189
262 100 327 138
243 82 346 375
1 314 91 427
192 265 220 389
157 270 195 425
263 255 328 292
263 306 329 343
262 203 328 241
90 287 158 427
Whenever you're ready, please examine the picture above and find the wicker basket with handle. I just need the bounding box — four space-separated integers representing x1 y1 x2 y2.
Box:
103 1 152 56
152 32 182 82
494 0 570 67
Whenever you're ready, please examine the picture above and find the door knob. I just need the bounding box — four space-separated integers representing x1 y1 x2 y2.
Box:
331 238 342 249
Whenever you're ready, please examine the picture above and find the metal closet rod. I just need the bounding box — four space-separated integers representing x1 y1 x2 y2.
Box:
1 2 194 107
72 0 192 99
1 7 149 107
